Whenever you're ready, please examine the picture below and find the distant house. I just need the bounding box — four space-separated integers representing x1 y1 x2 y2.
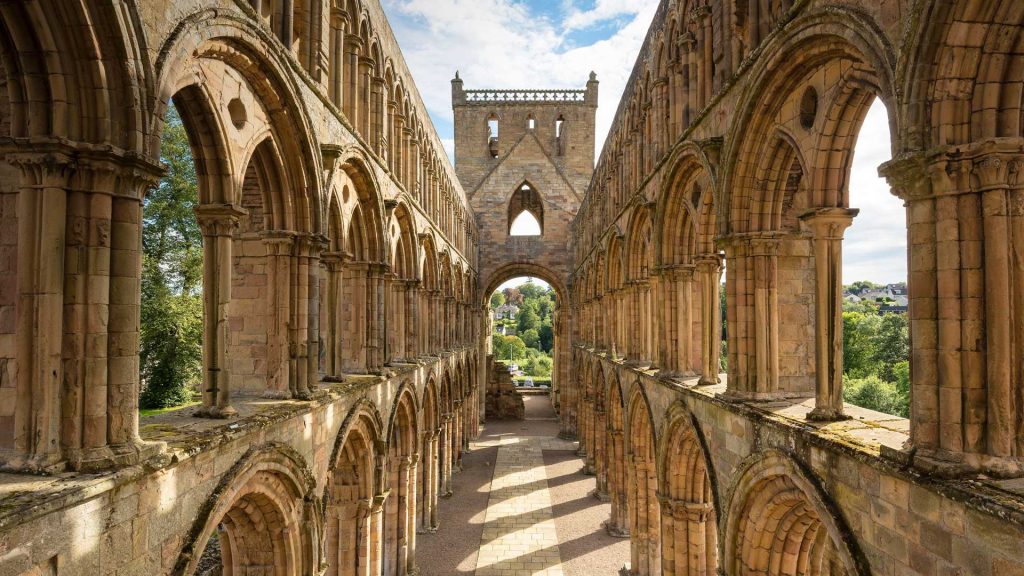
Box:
493 304 519 320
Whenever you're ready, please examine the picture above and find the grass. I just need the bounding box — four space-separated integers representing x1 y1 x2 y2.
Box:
140 401 200 418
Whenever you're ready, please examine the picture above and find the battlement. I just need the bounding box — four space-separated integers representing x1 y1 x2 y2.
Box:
452 71 599 108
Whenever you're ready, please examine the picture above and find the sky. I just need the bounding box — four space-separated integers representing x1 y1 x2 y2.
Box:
381 0 907 285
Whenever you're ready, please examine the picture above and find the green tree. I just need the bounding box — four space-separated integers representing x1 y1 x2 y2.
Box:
490 291 505 309
504 335 526 361
521 328 540 349
842 310 881 379
517 303 540 333
843 374 905 417
538 321 554 353
140 103 203 409
872 312 909 381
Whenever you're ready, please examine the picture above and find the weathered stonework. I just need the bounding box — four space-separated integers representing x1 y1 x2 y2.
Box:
1 0 1023 575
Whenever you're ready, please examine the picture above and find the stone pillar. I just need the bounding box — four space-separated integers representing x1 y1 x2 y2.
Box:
802 208 857 421
195 204 245 418
722 236 781 400
405 280 420 360
306 234 326 392
2 156 70 471
369 490 388 576
452 401 464 470
320 251 345 377
367 263 387 372
440 413 454 496
428 430 441 529
659 495 716 576
404 455 419 575
882 146 1024 476
290 235 312 399
263 233 294 396
696 255 723 386
343 34 361 123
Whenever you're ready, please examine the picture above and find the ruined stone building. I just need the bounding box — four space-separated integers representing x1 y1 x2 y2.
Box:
0 0 1023 575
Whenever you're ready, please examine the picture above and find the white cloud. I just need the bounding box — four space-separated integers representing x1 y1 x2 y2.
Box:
843 100 907 284
382 1 905 283
564 0 648 31
382 0 659 159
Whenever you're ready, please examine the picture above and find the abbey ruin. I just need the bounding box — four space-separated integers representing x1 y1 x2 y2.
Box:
1 0 1023 575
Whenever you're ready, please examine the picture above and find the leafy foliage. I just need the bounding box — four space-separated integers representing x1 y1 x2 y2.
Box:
490 281 556 377
139 103 203 409
841 288 910 417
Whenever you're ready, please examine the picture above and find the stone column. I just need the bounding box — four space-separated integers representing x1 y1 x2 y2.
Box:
696 255 723 386
195 204 245 418
369 490 388 576
802 208 857 421
367 263 387 372
306 234 326 392
606 429 630 538
2 155 72 471
328 10 347 106
290 235 312 399
722 236 781 400
881 146 1024 476
320 251 344 377
452 400 464 470
263 233 294 397
428 430 441 529
659 495 716 576
440 413 454 496
405 280 420 360
404 455 419 575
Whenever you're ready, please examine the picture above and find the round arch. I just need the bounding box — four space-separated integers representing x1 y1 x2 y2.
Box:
174 443 317 576
723 450 868 576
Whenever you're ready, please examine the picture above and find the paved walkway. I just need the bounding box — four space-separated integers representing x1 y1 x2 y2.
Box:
418 395 628 576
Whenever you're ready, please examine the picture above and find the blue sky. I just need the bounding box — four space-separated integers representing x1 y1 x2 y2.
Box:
381 0 906 285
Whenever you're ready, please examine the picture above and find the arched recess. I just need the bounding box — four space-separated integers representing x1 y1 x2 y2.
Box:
174 443 318 576
325 401 386 576
480 262 569 430
419 234 440 354
655 148 722 379
386 201 419 362
887 0 1024 472
605 373 629 537
604 232 626 360
438 371 455 496
508 182 544 236
718 9 897 414
419 377 442 532
658 403 719 576
591 362 609 496
626 385 661 575
724 450 867 576
383 384 420 576
625 206 655 366
336 152 387 373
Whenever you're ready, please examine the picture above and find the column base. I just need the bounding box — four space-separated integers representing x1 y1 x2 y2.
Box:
695 375 720 387
441 490 454 498
603 521 630 538
590 488 611 502
195 405 238 419
902 446 1024 479
558 431 577 441
805 407 850 422
69 439 165 473
0 452 66 475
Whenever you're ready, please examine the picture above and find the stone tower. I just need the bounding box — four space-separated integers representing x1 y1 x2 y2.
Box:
452 72 597 418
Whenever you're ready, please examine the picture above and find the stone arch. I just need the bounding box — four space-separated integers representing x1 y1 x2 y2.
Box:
626 383 661 575
387 201 419 361
153 15 323 234
507 181 544 236
419 376 442 532
657 402 720 576
624 206 655 365
902 0 1024 149
325 400 386 576
723 450 867 576
605 372 629 536
174 442 317 576
720 7 897 234
383 384 420 576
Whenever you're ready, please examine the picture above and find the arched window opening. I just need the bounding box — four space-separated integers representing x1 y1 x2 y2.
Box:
555 115 565 155
487 114 499 158
527 114 536 130
487 277 557 390
841 97 908 418
140 99 204 414
507 183 544 236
